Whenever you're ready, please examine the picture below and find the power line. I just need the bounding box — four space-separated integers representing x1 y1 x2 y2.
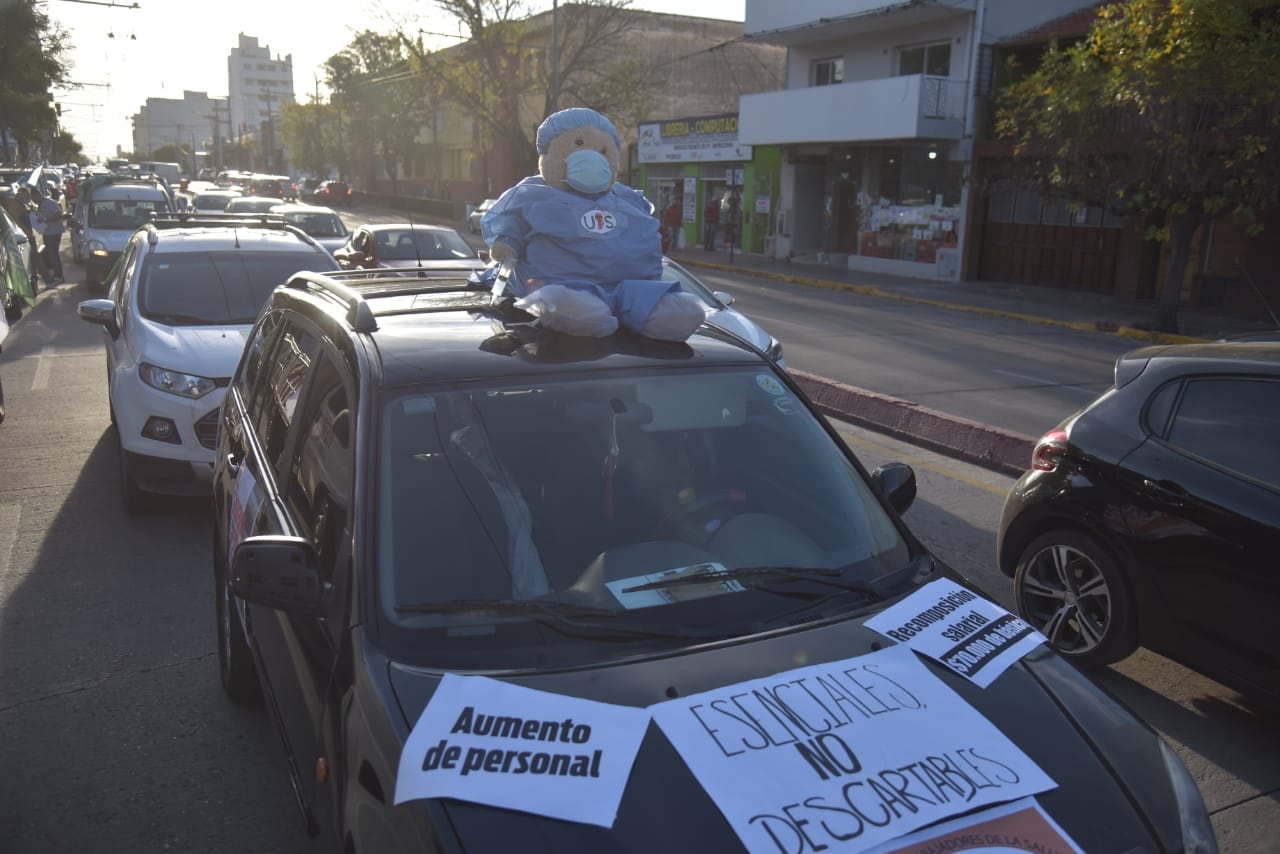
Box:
49 0 139 7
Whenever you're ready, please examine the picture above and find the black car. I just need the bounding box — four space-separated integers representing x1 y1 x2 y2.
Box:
998 342 1280 703
212 272 1214 852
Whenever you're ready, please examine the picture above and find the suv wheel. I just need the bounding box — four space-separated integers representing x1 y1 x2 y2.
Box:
115 429 148 514
1013 529 1138 668
214 526 261 705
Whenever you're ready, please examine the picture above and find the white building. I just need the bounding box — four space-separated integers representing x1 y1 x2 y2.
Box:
739 0 1103 281
227 33 295 164
131 91 229 164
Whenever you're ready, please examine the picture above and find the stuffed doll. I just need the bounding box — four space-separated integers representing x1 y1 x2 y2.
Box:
481 107 705 341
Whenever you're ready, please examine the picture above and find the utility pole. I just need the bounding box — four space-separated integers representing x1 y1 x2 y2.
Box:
263 86 276 173
551 0 560 112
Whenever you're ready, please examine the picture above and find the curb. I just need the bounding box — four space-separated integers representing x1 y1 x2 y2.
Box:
790 369 1036 478
673 256 1209 347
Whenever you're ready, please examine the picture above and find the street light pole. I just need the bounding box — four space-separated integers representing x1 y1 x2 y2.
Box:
551 0 560 112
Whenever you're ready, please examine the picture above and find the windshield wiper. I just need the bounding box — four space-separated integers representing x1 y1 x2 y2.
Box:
395 598 720 640
621 566 884 597
146 312 214 325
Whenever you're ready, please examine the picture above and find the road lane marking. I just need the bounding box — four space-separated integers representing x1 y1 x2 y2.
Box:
991 368 1099 397
30 346 55 391
0 502 20 582
837 430 1012 497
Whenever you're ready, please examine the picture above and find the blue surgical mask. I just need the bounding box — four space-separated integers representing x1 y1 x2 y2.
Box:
565 150 612 195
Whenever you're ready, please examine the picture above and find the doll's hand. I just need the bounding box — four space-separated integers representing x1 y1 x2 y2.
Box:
489 240 516 263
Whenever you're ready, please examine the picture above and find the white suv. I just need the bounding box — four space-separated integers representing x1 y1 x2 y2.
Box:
78 214 339 511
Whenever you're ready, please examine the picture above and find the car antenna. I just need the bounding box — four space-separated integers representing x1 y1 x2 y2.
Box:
408 212 423 272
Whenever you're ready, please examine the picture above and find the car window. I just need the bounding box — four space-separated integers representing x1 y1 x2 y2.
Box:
661 259 717 306
236 309 283 403
258 323 320 478
281 211 346 238
226 197 280 213
376 366 911 668
137 250 336 325
353 230 369 252
1166 377 1280 487
285 353 354 587
376 229 474 261
88 198 168 229
194 193 234 211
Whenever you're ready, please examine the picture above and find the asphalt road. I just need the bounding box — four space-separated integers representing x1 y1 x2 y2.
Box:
0 208 1272 852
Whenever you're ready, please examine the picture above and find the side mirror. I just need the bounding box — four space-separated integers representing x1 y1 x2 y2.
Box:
872 462 917 515
78 298 120 340
712 290 736 307
230 535 323 615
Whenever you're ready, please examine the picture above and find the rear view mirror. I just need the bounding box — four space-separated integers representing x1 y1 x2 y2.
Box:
872 462 917 515
230 535 323 615
713 290 736 307
78 298 120 340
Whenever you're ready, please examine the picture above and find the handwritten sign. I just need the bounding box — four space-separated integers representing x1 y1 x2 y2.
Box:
864 580 1045 688
863 796 1083 854
394 674 650 827
651 645 1056 853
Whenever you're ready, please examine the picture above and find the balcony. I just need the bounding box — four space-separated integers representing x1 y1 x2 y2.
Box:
739 75 965 145
745 0 975 45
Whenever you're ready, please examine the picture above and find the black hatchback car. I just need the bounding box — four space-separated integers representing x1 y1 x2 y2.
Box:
998 343 1280 703
212 271 1214 852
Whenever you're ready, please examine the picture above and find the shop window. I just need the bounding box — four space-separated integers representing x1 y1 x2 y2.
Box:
899 43 952 77
1013 190 1042 224
857 147 963 264
813 58 844 87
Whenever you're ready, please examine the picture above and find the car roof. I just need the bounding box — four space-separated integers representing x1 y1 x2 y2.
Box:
360 222 456 234
270 203 338 214
144 226 332 255
1124 341 1280 370
276 275 764 388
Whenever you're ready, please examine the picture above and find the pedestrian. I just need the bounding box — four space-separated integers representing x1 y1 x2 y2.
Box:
662 197 682 252
703 192 721 250
34 188 65 285
13 186 49 292
721 191 742 250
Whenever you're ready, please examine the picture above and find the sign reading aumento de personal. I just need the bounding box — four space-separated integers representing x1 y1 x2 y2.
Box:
394 674 649 827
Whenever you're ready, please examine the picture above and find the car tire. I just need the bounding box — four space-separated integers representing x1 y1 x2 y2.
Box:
214 526 261 705
116 430 148 514
1013 528 1138 668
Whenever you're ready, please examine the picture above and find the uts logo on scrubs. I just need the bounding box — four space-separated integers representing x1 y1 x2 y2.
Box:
580 209 617 234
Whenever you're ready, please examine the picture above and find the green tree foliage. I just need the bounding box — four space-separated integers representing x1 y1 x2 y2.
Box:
324 31 430 195
0 0 71 162
279 100 338 178
997 0 1280 331
50 130 86 165
401 0 651 176
149 143 190 164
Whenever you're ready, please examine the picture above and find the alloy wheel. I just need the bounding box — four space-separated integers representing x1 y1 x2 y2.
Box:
1018 543 1112 655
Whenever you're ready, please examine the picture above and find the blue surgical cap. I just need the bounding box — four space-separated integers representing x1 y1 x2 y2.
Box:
536 108 621 154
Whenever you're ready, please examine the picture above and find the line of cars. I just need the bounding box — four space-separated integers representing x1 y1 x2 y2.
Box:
68 190 1267 850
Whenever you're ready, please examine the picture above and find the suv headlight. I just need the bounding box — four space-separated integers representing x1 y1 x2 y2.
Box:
765 336 784 362
139 363 217 399
1160 739 1218 853
87 238 108 256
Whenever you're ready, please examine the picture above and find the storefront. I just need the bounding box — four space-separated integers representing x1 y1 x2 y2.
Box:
631 113 782 254
779 141 965 280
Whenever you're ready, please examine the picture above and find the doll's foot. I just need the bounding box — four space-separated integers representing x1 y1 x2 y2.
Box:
515 285 619 337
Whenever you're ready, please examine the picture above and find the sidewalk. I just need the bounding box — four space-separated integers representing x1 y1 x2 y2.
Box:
667 245 1274 344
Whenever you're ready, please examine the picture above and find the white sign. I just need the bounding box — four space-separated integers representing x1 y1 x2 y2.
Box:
864 580 1045 689
683 177 698 223
394 674 650 828
755 196 771 215
651 645 1056 853
638 115 753 164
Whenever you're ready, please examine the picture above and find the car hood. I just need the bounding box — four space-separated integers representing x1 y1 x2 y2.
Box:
386 616 1172 853
314 235 348 253
136 320 251 378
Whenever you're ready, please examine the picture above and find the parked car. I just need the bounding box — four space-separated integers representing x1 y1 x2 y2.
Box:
268 203 349 254
225 195 284 214
998 342 1280 703
211 270 1215 853
76 214 338 511
333 223 487 273
467 198 498 234
313 180 352 207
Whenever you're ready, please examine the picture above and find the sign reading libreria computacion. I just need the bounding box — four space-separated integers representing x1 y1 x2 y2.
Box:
864 579 1046 688
393 674 650 827
650 645 1056 853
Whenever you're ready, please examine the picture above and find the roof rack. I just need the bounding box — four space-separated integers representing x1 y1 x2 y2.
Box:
285 271 378 333
148 211 290 228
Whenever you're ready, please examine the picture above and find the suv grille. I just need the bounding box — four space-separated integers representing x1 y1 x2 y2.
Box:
195 407 221 450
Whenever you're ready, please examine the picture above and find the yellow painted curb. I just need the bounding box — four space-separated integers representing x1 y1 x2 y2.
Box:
677 258 1210 346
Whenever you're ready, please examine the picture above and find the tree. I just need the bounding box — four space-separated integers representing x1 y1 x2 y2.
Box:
400 1 652 178
150 143 190 164
997 0 1280 331
50 130 85 165
0 0 71 162
279 100 338 177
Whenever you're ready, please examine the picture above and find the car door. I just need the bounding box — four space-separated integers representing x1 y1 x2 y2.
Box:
1118 374 1280 694
104 239 141 396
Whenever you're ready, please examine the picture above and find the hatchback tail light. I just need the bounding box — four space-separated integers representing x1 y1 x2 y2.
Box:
1032 428 1069 472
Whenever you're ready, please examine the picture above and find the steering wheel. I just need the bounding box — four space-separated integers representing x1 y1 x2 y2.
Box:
659 489 748 547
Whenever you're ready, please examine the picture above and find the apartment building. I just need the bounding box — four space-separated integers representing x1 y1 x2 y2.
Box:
227 33 295 168
131 91 228 162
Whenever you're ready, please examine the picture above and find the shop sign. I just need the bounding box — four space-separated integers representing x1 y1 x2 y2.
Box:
639 114 753 164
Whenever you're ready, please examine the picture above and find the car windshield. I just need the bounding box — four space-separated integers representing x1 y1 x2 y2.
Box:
376 366 913 668
375 228 474 261
193 193 236 210
137 250 336 325
281 211 346 238
88 198 168 229
226 197 280 213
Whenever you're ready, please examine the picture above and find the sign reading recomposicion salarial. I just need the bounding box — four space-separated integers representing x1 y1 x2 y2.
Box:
651 645 1056 853
864 579 1046 688
394 674 649 827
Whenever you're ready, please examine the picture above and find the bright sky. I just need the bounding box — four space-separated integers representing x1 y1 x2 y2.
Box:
48 0 746 162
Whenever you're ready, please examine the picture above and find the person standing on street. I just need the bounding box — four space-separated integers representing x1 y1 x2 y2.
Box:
703 192 721 250
13 186 47 293
35 189 65 285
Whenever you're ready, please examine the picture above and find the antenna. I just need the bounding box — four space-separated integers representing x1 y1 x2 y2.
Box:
407 213 423 271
